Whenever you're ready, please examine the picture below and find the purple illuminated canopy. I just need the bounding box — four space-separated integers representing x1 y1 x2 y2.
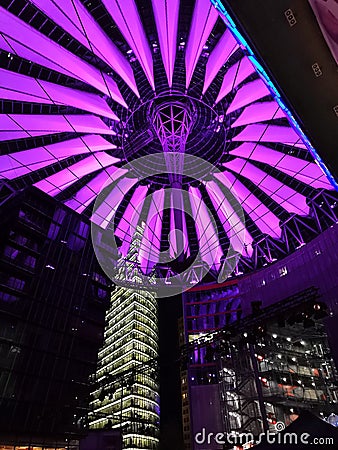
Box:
0 0 336 281
230 143 331 190
203 28 238 94
230 103 285 128
0 7 127 107
216 56 256 104
185 0 218 88
226 78 271 114
29 0 139 97
223 158 309 216
101 0 155 90
0 114 116 140
0 68 119 120
152 0 179 88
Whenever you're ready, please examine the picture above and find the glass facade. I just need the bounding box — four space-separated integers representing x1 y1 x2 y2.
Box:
90 229 160 450
0 186 110 442
184 281 241 382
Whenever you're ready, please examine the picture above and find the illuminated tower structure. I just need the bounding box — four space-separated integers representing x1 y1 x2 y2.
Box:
89 226 160 450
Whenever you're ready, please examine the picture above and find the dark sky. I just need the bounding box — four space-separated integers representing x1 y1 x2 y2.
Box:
158 294 185 450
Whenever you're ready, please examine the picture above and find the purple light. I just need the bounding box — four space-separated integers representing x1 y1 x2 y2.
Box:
223 159 309 216
30 0 139 96
226 78 271 114
1 135 117 180
189 186 223 269
152 0 179 88
230 143 331 190
0 34 12 53
0 0 335 284
0 131 47 141
185 0 218 89
216 56 255 104
215 171 281 238
205 179 253 256
139 189 165 273
0 68 52 104
232 124 305 147
34 152 119 196
170 190 190 259
0 114 116 140
0 7 127 106
169 206 178 260
101 0 154 90
203 28 238 94
115 185 149 257
65 166 122 214
0 68 119 120
91 175 138 229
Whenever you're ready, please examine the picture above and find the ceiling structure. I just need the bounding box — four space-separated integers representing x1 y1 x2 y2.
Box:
0 0 337 288
218 0 338 179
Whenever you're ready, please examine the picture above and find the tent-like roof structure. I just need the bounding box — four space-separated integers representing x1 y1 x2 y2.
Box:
0 0 337 288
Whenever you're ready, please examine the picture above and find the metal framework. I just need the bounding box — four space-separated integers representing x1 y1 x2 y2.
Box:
0 0 337 286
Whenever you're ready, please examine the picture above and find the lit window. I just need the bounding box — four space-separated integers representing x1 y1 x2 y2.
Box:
279 266 288 277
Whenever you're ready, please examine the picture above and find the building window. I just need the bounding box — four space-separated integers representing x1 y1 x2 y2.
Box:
7 277 25 290
279 266 288 277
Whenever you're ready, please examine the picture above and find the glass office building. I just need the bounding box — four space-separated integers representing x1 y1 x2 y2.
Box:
89 229 160 450
0 186 111 447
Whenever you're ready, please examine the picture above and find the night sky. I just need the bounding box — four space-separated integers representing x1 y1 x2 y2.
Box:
159 294 185 449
